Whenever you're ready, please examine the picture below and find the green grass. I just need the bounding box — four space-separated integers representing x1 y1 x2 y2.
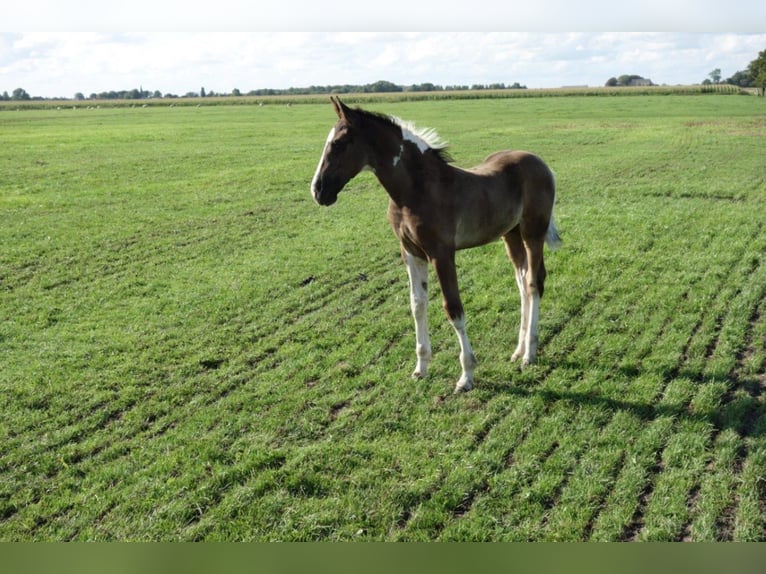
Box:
1 95 765 540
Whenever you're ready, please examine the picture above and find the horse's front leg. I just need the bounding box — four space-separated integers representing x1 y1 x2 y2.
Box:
404 250 432 378
433 254 477 393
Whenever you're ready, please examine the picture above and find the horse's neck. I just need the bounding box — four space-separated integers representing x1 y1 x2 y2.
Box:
372 153 416 206
374 145 450 207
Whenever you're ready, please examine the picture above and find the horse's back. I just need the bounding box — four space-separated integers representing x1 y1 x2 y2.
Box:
479 150 552 180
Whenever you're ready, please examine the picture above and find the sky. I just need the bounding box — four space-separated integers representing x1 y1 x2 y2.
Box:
3 2 765 98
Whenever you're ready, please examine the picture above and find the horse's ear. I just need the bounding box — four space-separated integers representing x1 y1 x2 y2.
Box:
331 96 356 122
331 96 345 119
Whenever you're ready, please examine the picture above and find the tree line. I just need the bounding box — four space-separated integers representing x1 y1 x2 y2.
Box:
1 80 528 102
704 49 766 93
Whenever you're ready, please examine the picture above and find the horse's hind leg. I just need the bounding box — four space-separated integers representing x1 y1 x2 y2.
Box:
504 227 546 366
520 234 546 366
503 228 529 363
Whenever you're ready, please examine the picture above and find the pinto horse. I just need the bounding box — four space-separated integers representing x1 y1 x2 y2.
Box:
311 97 560 393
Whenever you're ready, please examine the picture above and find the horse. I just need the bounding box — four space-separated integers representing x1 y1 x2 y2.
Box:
311 96 561 393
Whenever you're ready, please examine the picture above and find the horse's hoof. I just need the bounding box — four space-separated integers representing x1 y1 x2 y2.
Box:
520 358 535 369
454 379 473 393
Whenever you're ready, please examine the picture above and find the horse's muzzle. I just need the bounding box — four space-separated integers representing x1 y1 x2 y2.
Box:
312 178 339 206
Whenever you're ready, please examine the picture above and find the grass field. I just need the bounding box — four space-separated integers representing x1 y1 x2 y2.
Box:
1 94 765 541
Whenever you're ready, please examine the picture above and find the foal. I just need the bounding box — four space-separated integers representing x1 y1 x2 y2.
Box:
311 97 560 392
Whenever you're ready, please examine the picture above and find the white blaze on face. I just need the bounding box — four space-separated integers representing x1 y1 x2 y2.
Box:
311 127 335 199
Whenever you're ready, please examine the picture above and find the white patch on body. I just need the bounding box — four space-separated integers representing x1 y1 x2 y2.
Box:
392 144 404 167
311 127 335 199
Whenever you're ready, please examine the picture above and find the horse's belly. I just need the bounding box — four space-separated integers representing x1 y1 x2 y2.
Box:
455 210 521 250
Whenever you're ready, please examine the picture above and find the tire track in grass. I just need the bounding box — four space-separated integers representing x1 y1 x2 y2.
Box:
385 372 566 539
1 258 405 538
733 434 766 541
434 398 610 541
693 256 766 541
602 373 706 541
391 393 546 539
541 261 634 368
247 251 400 358
542 409 642 540
630 243 763 541
648 219 762 380
679 222 764 381
685 429 743 541
414 383 587 540
652 427 711 542
498 404 613 541
1 253 401 523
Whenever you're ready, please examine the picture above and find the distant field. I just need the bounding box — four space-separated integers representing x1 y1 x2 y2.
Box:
0 83 748 110
1 94 764 540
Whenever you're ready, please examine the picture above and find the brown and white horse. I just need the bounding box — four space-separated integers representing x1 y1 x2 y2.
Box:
311 97 561 392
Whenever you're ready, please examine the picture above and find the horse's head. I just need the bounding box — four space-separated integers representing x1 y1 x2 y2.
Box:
311 97 370 206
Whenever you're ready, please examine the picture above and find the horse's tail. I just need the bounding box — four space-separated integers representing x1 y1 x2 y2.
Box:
545 168 562 251
545 215 562 251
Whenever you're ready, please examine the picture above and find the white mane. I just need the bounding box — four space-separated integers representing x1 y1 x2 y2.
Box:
392 117 449 153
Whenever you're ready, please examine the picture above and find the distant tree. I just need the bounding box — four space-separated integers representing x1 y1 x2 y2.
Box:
74 92 85 101
1 90 10 101
232 88 241 96
368 80 402 93
153 90 162 98
605 77 618 87
748 49 766 95
12 88 31 100
200 87 206 98
408 82 440 92
725 69 752 87
709 68 722 84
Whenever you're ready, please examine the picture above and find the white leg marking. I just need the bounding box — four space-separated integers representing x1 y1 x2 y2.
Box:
450 315 477 393
522 292 540 367
511 267 529 362
405 251 432 378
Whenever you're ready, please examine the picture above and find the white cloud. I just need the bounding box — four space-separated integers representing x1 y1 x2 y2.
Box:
1 32 765 98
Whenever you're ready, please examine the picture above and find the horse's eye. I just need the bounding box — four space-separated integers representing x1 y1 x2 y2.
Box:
332 131 352 149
